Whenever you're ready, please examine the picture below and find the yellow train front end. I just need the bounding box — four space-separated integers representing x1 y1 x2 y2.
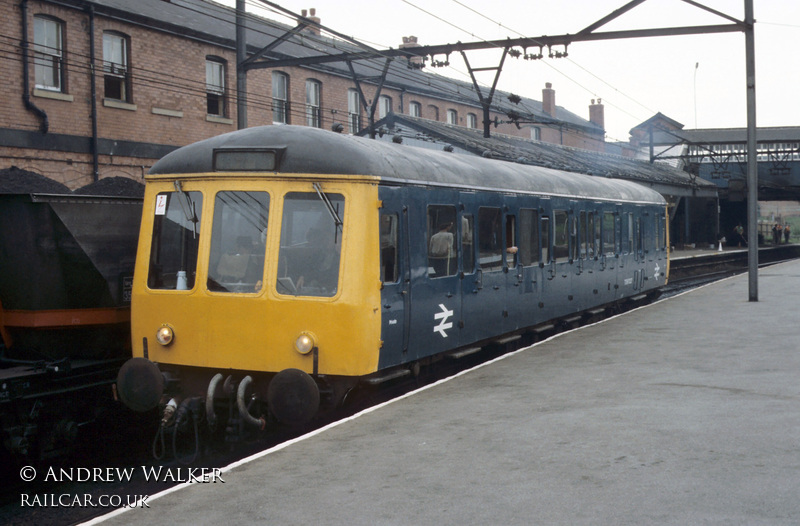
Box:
117 171 383 427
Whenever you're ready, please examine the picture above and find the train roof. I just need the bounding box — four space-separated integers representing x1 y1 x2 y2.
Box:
150 126 666 205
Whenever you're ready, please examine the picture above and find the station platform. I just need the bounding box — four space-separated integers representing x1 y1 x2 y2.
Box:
93 260 800 525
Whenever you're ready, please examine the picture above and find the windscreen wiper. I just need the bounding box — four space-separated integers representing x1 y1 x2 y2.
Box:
174 180 199 239
313 182 343 242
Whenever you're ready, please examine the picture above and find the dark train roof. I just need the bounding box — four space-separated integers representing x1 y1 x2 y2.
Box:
150 125 665 205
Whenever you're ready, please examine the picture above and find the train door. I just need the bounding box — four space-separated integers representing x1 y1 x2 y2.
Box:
515 205 547 329
377 187 410 368
405 195 462 361
575 209 597 307
602 207 623 299
550 206 575 318
460 192 506 344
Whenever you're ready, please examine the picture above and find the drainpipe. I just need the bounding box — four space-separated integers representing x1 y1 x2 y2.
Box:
20 0 49 133
87 5 99 181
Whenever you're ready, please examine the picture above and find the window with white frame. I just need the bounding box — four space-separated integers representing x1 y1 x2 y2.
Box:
348 89 361 134
531 127 541 141
306 79 321 128
206 57 226 117
379 95 392 118
272 72 289 124
467 113 477 129
33 16 64 92
408 101 421 117
447 109 458 125
103 31 130 101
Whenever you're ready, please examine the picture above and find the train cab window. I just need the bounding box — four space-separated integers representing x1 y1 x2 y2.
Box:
147 191 203 290
541 216 550 263
427 205 458 278
478 207 502 271
506 215 517 269
277 192 344 297
461 214 475 274
554 210 569 263
602 211 616 256
207 191 269 293
519 209 539 266
380 214 399 283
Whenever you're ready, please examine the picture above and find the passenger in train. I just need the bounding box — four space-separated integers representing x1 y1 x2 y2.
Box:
297 227 341 293
429 222 455 277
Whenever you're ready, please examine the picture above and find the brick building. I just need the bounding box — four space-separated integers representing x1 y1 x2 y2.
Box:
2 0 607 189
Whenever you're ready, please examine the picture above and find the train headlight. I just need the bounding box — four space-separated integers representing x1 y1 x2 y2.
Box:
156 325 174 346
294 332 316 354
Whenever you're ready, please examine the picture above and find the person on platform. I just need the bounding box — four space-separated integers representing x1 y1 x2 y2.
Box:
784 223 791 244
732 224 747 247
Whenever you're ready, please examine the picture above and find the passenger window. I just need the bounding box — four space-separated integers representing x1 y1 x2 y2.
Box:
541 216 550 263
277 191 344 297
478 207 502 271
461 214 475 274
579 211 587 259
207 191 269 293
554 210 569 263
637 217 644 253
506 215 517 269
380 214 399 283
427 205 457 278
569 214 578 261
519 209 539 267
625 213 634 254
603 211 616 256
148 191 203 290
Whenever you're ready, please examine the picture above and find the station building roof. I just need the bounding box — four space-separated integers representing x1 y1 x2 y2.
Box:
80 0 599 134
371 114 718 199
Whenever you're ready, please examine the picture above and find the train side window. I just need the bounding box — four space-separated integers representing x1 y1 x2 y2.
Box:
622 213 631 254
506 215 517 269
637 217 644 253
554 210 569 263
427 205 458 278
380 213 399 283
569 214 578 261
277 192 344 297
148 191 203 290
593 212 601 258
207 191 269 293
541 216 550 263
579 211 587 259
478 207 502 271
461 214 475 274
602 211 616 256
519 209 539 266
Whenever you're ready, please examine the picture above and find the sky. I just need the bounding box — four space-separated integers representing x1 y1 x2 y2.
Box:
233 0 800 143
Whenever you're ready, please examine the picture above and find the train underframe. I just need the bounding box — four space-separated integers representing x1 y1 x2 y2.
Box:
126 288 660 462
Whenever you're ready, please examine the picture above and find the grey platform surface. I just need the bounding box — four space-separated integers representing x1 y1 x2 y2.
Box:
93 261 800 525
